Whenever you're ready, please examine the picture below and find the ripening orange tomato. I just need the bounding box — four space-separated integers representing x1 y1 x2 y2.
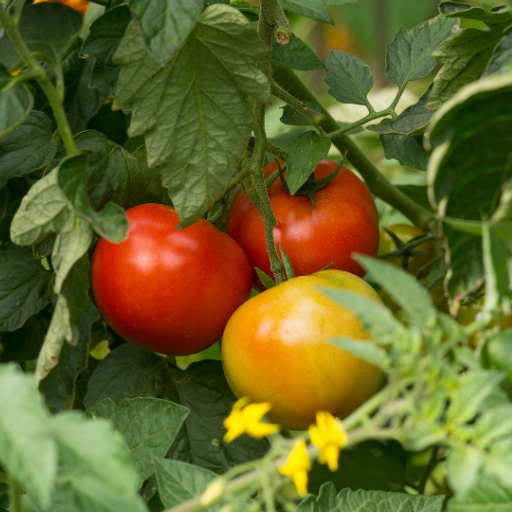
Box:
33 0 89 15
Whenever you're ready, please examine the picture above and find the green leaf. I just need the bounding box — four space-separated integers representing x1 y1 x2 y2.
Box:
255 267 276 289
429 23 510 110
325 0 359 4
330 337 390 371
0 111 56 187
325 50 373 106
127 0 202 64
488 329 512 383
84 344 270 472
379 134 429 171
439 2 512 29
88 397 189 483
298 482 336 512
57 153 129 243
474 404 512 449
0 364 57 508
45 412 147 512
271 33 325 71
279 0 333 24
0 65 33 138
286 131 331 194
0 244 52 332
80 6 131 88
367 87 433 136
113 6 270 227
386 16 458 87
395 184 434 213
0 3 83 72
488 25 512 75
357 255 437 328
280 101 322 126
447 445 483 500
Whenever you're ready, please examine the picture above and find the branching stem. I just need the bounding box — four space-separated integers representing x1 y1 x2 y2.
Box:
326 108 393 139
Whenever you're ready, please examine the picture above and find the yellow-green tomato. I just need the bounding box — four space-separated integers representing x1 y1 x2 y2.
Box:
221 270 385 431
378 224 435 276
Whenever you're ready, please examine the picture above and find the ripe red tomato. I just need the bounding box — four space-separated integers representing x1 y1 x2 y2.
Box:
226 160 379 288
91 204 252 356
222 270 385 430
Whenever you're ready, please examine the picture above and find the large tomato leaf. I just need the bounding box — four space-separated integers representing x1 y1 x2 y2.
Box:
112 4 270 227
83 344 270 472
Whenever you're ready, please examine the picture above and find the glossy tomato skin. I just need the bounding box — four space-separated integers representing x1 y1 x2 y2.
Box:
91 204 252 356
226 160 379 288
222 270 385 430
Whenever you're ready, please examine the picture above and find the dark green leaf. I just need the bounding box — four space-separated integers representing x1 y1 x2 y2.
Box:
0 244 52 332
84 344 270 472
439 2 512 29
127 0 202 64
367 88 433 136
0 65 33 138
88 397 189 483
231 0 259 21
325 50 373 106
488 25 512 75
80 6 132 88
271 33 325 70
379 134 429 171
113 6 270 227
86 104 129 146
286 131 331 194
0 483 9 509
280 101 322 126
386 17 458 87
279 0 333 24
298 482 336 512
395 184 434 213
0 3 83 72
57 153 129 243
0 111 56 188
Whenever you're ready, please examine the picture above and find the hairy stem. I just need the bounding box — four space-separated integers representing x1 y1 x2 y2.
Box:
0 4 78 156
272 67 433 230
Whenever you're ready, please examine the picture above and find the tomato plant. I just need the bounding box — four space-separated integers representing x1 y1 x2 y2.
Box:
222 270 384 430
91 204 252 355
227 160 380 287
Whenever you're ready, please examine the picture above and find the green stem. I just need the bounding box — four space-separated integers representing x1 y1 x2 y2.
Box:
9 477 22 512
272 67 433 230
418 446 438 495
12 0 26 26
326 109 393 139
266 0 291 32
0 4 78 157
267 142 287 160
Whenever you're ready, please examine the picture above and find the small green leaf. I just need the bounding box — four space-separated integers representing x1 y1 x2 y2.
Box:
280 101 322 126
255 268 276 289
447 445 483 501
298 482 336 512
271 33 325 71
386 16 458 87
357 255 437 328
127 0 202 64
474 404 512 449
279 0 333 24
379 134 429 171
325 50 373 106
57 153 129 243
330 337 390 371
439 2 512 28
367 87 433 136
278 244 295 280
0 65 33 138
0 244 52 332
488 330 512 383
286 131 331 194
80 6 131 88
488 25 512 75
88 397 189 483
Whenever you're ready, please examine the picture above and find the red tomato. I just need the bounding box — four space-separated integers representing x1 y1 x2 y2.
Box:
226 160 379 288
91 204 252 356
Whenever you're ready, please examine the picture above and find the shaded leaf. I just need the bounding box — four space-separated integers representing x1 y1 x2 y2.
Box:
439 2 512 29
379 134 429 171
280 0 333 24
280 101 322 126
0 65 33 138
271 33 325 70
488 25 512 75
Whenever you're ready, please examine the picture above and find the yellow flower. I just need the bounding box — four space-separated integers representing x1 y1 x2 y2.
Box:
223 397 279 442
309 412 349 472
279 439 311 497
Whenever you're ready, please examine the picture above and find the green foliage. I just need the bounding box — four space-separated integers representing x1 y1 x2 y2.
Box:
0 65 32 137
279 0 333 24
271 33 326 70
379 133 429 172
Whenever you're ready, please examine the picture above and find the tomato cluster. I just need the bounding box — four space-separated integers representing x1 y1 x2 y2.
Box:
91 160 430 430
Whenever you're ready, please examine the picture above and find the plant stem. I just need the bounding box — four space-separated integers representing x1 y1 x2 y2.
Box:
326 109 393 139
267 142 287 160
9 476 22 512
12 0 26 26
0 3 78 157
272 67 433 230
418 446 439 495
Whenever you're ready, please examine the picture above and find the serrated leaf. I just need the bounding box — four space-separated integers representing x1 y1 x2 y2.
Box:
0 244 52 332
0 3 83 72
330 337 390 371
280 0 333 24
113 6 270 227
357 255 437 328
57 153 129 243
488 25 512 75
128 0 202 64
88 397 189 483
368 87 433 136
298 482 336 512
0 111 56 187
386 16 458 87
0 65 33 138
80 6 132 88
380 134 429 171
286 131 331 194
84 344 270 472
325 50 373 106
447 446 483 501
439 2 512 29
0 365 57 508
280 101 322 126
271 33 325 71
